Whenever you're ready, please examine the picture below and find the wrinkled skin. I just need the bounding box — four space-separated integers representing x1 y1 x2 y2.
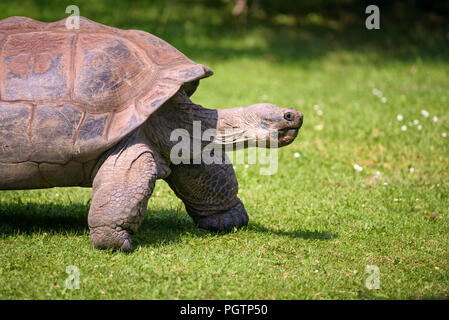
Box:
0 17 303 252
89 89 302 251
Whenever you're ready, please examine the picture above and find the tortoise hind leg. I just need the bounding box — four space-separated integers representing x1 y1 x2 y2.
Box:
88 129 169 252
165 154 248 232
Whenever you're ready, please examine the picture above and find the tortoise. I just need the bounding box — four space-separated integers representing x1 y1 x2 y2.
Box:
0 16 303 252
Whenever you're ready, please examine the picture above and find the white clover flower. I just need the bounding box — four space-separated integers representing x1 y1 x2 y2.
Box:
432 116 438 122
353 164 363 172
294 152 300 158
375 171 381 176
381 97 387 103
244 164 249 169
383 182 388 185
401 125 407 131
421 109 429 117
397 114 403 121
313 105 320 110
413 119 419 125
316 110 323 116
417 125 422 130
442 132 447 138
410 167 415 173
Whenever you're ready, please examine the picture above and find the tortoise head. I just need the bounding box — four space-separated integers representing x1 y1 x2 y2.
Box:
215 103 303 148
144 92 303 162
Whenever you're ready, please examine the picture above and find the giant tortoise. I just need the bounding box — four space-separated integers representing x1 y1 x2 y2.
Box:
0 16 303 251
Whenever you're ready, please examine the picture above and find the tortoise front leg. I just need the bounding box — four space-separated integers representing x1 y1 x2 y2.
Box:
165 154 248 231
88 130 168 252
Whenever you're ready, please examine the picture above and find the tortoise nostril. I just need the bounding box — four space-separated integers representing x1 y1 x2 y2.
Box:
284 112 294 121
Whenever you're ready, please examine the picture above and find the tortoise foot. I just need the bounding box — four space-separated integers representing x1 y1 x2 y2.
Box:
89 226 133 253
193 201 249 232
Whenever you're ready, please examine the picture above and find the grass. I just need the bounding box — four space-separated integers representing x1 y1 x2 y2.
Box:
0 0 448 299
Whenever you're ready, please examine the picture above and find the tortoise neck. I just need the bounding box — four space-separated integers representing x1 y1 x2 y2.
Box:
143 90 219 161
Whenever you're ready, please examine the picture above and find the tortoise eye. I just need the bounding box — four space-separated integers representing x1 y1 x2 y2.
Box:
284 112 294 121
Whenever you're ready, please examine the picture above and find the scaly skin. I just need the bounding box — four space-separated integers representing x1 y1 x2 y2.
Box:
165 153 248 231
88 129 169 252
89 89 302 251
146 90 302 234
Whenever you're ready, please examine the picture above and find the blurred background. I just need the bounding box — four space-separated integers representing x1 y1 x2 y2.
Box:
0 0 448 63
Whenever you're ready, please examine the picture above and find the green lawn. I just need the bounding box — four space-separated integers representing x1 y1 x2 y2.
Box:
0 1 448 299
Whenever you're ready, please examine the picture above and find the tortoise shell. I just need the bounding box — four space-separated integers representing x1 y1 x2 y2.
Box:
0 16 212 166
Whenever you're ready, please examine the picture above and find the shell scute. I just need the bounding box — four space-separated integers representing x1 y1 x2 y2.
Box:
73 33 152 111
0 16 44 34
0 102 32 162
31 104 82 163
77 112 108 142
1 32 73 101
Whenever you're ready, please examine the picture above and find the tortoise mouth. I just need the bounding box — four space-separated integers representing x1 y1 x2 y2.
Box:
260 127 299 147
277 128 299 147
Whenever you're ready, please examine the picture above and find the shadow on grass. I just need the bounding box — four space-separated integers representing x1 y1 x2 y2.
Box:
0 203 90 236
248 222 338 240
0 202 337 247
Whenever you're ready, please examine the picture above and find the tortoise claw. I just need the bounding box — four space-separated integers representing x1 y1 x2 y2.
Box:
194 202 248 232
89 226 134 252
121 238 133 253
